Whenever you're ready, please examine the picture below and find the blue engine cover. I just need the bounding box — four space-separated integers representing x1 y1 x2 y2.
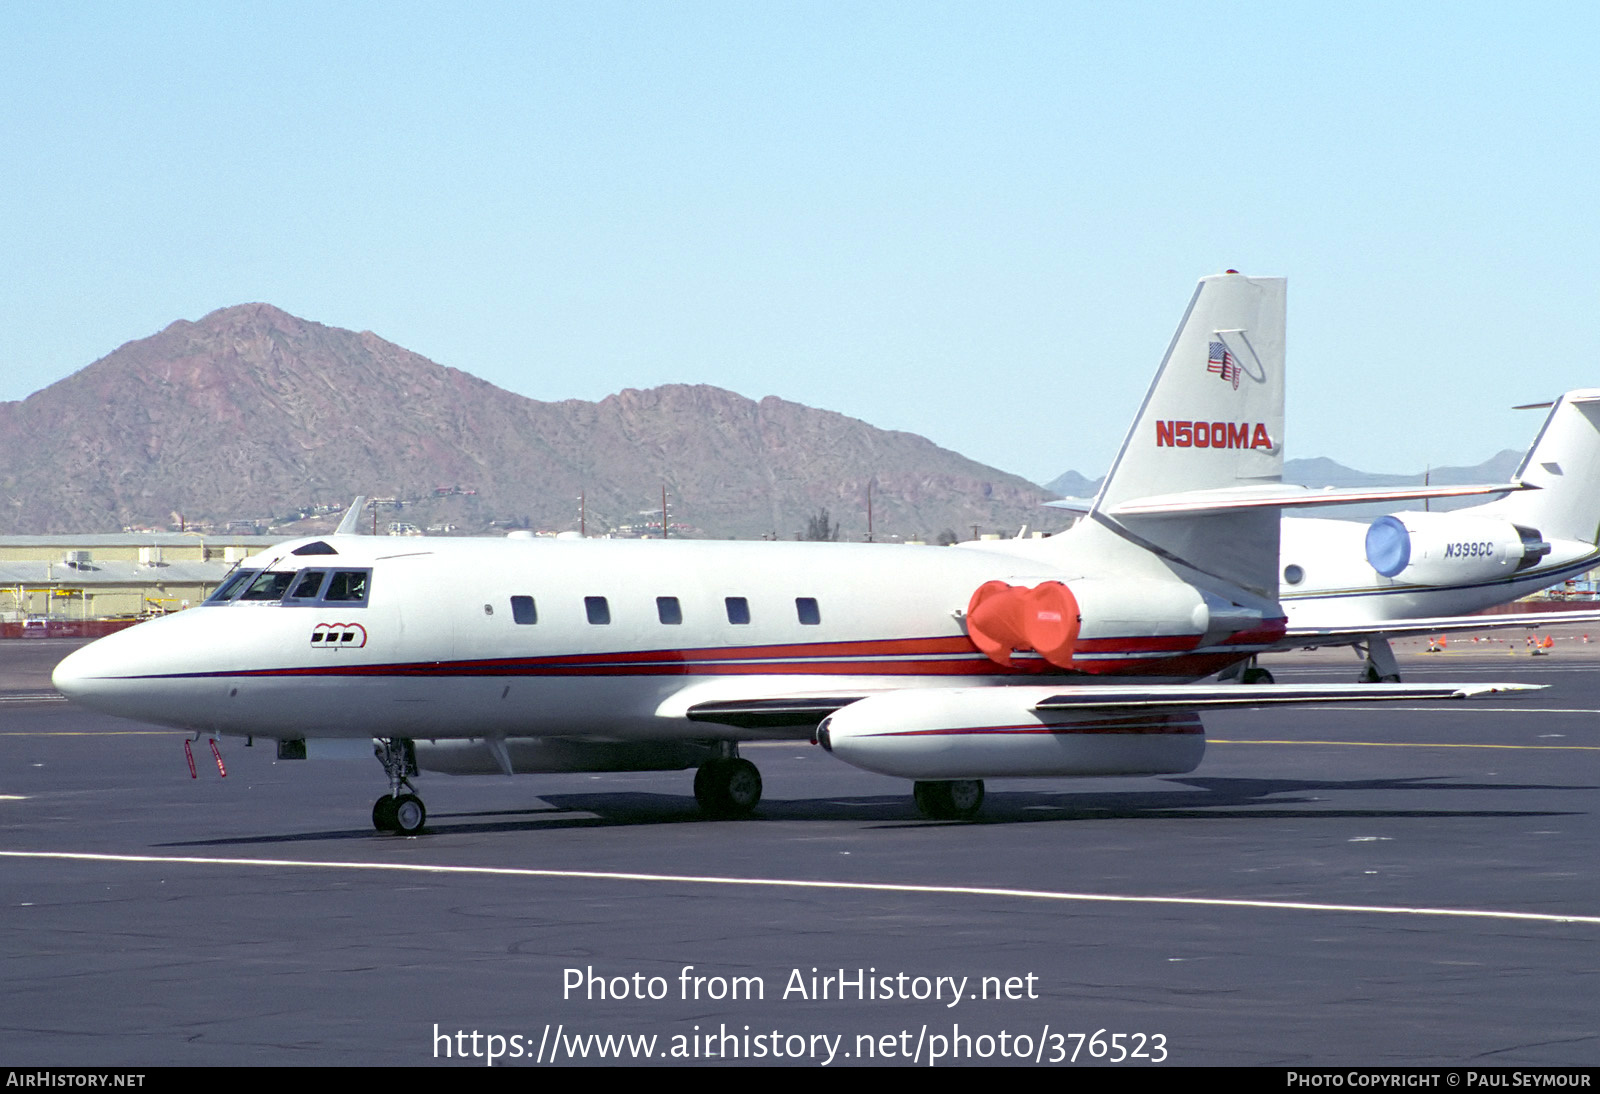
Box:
1365 516 1411 577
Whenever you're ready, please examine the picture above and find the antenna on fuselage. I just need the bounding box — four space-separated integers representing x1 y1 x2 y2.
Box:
334 496 370 536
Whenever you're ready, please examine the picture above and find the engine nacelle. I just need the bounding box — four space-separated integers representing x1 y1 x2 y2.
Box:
965 577 1274 672
816 688 1205 779
1365 513 1550 586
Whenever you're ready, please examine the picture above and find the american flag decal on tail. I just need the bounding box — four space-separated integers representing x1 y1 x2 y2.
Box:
1207 341 1240 389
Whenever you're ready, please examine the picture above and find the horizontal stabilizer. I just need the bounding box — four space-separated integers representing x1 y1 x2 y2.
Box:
1045 496 1096 515
1051 481 1532 517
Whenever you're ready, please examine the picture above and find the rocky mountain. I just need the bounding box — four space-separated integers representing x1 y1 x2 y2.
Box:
0 305 1060 540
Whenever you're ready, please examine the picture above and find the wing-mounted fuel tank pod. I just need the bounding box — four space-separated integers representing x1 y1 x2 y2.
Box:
1365 512 1551 586
815 688 1206 779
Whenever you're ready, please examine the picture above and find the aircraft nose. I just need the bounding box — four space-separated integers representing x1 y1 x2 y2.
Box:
51 623 173 712
52 638 117 704
51 615 234 732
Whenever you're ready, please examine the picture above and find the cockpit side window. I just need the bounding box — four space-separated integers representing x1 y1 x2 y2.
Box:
323 570 371 604
287 570 329 600
239 571 297 601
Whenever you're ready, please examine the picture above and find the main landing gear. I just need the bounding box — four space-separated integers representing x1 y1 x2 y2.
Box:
694 744 763 818
373 738 426 835
914 779 985 821
1219 656 1275 685
1355 637 1402 683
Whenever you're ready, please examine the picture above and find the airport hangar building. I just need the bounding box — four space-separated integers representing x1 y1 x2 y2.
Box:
0 533 284 635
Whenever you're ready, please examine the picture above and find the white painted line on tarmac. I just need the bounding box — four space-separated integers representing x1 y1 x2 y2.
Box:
3 849 1597 926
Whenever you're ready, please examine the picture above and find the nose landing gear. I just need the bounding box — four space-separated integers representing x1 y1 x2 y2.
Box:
373 738 426 834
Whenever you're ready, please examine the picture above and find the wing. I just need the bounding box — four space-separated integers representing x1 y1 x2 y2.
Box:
1284 608 1600 648
813 681 1543 779
652 676 891 733
678 678 1543 732
1027 680 1539 709
684 693 881 729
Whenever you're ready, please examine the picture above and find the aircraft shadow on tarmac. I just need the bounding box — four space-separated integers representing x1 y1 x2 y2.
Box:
154 775 1588 847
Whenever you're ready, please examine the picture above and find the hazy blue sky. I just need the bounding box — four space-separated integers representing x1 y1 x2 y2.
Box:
3 2 1597 484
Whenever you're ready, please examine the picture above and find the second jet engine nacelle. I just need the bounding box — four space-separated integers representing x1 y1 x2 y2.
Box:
1364 512 1551 586
816 688 1206 779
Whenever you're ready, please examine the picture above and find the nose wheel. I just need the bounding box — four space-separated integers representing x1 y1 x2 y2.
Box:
372 738 426 834
372 792 427 834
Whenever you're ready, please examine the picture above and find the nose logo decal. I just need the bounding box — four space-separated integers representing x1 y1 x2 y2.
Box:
311 623 368 648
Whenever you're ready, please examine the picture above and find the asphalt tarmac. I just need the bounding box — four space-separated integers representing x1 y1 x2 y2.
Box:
2 632 1597 1067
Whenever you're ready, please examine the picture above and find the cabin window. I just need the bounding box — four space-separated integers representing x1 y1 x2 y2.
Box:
287 571 329 600
657 596 682 625
725 597 750 625
796 597 821 625
511 596 538 624
586 596 611 624
324 571 370 603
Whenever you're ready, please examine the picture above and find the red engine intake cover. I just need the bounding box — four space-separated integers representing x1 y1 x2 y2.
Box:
966 580 1082 670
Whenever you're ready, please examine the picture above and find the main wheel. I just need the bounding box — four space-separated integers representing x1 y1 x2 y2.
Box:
694 758 762 818
392 793 426 834
1241 666 1275 684
721 759 762 814
372 794 398 832
945 779 984 818
914 779 985 820
693 760 720 808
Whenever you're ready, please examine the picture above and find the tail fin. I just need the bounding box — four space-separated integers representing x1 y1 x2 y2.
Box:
1088 272 1287 596
1485 391 1600 546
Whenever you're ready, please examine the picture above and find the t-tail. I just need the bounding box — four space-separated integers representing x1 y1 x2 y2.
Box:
1080 272 1287 599
1479 390 1600 549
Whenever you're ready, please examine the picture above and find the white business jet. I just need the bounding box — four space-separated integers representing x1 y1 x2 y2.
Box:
52 274 1537 832
1271 391 1600 680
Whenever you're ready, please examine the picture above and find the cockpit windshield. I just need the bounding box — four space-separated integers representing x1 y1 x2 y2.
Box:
205 569 260 605
205 566 372 606
239 571 298 601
